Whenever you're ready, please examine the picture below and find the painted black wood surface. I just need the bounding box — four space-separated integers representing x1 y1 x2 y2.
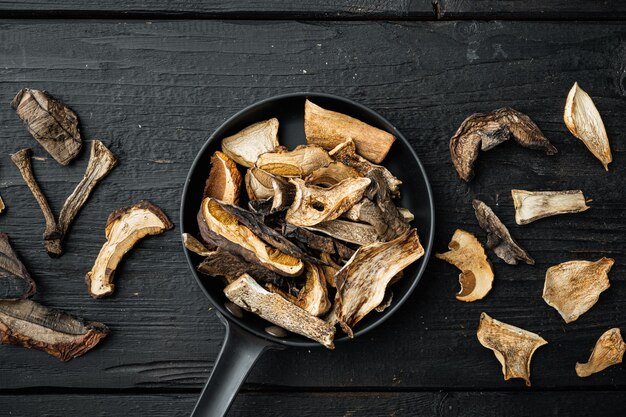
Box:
1 11 626 417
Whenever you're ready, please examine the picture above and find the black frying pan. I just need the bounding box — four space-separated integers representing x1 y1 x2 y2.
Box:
180 93 435 417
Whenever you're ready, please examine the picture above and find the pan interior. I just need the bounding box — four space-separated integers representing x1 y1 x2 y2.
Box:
180 93 434 347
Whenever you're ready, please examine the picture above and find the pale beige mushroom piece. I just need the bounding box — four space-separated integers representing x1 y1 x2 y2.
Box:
576 328 626 377
436 229 494 302
256 145 332 177
543 257 614 323
221 118 279 168
477 312 547 386
511 189 589 225
564 82 612 170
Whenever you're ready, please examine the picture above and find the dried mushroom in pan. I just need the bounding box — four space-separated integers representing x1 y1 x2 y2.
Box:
543 257 613 323
256 145 332 177
221 118 280 167
203 151 242 205
564 82 612 170
576 328 626 377
511 189 589 225
436 229 493 302
477 312 547 386
450 108 557 181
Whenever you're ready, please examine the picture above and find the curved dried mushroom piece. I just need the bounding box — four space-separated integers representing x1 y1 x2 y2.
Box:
86 201 173 298
0 233 36 300
202 198 303 276
198 249 285 287
364 168 410 240
472 199 534 265
285 177 370 227
576 328 626 377
450 108 557 181
477 313 547 386
305 219 379 246
436 229 494 302
0 299 108 361
11 89 82 165
543 257 613 323
245 168 275 200
203 151 242 205
564 82 611 170
221 118 279 168
295 263 331 317
182 233 216 257
224 274 336 348
336 229 424 337
305 100 395 164
512 189 589 225
305 161 361 187
256 145 332 177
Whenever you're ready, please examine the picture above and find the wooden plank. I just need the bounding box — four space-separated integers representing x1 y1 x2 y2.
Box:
3 391 626 416
0 20 625 391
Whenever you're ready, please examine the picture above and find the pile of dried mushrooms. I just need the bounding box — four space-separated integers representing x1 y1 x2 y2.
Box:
441 82 623 385
186 100 424 348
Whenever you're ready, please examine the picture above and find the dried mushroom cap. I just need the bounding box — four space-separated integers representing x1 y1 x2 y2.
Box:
202 198 303 276
511 189 589 225
304 99 395 164
256 145 332 177
221 118 279 168
224 274 336 348
472 199 534 265
286 177 371 227
477 312 547 386
543 257 613 323
86 201 173 298
450 108 557 182
11 89 82 165
436 229 494 302
336 229 424 337
0 299 108 361
564 82 612 170
576 328 626 377
0 233 36 300
245 168 275 200
305 161 361 187
203 151 242 205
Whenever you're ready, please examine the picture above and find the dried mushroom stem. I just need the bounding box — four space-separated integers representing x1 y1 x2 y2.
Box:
436 229 494 302
564 82 612 170
0 299 108 361
224 274 336 348
11 89 82 165
477 313 547 386
11 148 62 257
543 258 613 323
512 189 589 225
0 233 36 300
576 328 626 377
86 201 173 298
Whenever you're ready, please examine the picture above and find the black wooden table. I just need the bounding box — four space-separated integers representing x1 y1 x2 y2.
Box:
1 2 626 416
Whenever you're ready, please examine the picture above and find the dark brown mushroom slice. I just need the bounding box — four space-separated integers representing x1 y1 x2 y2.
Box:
11 89 82 165
472 199 534 265
86 201 173 298
248 197 274 216
0 299 108 361
198 249 286 288
450 108 557 182
0 233 36 300
203 150 242 205
364 168 410 240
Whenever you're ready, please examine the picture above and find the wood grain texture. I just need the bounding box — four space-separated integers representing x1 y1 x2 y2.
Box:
4 391 626 417
0 20 626 394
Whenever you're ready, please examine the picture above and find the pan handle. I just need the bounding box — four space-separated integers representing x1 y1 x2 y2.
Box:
191 312 280 417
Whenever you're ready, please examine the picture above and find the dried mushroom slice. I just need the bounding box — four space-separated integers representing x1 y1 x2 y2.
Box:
512 189 589 225
576 328 626 377
256 145 332 177
0 233 36 300
202 198 303 276
198 249 285 287
305 161 361 187
543 258 613 323
564 82 612 170
11 89 82 165
335 229 424 337
245 168 275 200
282 224 354 259
305 219 379 246
203 151 242 205
221 118 279 168
472 199 534 265
0 299 108 361
182 233 216 257
86 201 173 298
477 313 547 386
0 196 5 214
285 177 371 227
436 229 494 302
305 100 395 164
224 274 336 349
295 263 331 317
450 108 557 181
364 168 410 240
